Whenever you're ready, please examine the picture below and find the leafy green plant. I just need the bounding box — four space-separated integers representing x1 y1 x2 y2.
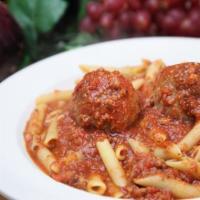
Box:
78 0 90 20
8 0 68 59
63 32 99 50
6 0 99 68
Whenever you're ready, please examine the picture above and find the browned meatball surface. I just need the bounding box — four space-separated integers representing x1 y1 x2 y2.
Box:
70 68 140 132
153 62 200 120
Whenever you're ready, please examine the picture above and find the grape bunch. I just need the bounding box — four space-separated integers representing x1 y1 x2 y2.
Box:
0 2 23 63
80 0 200 39
0 2 24 80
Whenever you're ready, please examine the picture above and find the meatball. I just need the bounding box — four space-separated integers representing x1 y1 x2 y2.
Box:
70 69 140 132
153 62 200 120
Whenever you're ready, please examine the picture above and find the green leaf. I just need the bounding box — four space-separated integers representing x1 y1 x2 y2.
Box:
8 0 68 59
8 0 68 33
8 0 38 47
34 0 68 33
78 0 90 20
63 32 99 51
19 51 32 68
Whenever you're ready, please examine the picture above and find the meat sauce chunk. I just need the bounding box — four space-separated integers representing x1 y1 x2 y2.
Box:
70 69 140 132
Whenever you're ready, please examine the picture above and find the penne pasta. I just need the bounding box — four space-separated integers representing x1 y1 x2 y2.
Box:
128 138 150 154
178 122 200 152
112 190 124 198
96 139 127 187
36 90 72 105
108 182 124 198
128 138 182 160
115 144 128 161
166 143 182 159
134 174 200 198
154 143 182 160
79 64 102 73
30 135 40 151
25 59 200 199
43 118 58 146
79 64 147 78
107 181 124 198
26 104 47 135
166 157 200 179
45 109 62 124
194 146 200 162
141 59 151 67
132 78 145 90
87 175 106 195
37 146 59 173
118 66 147 78
145 60 165 81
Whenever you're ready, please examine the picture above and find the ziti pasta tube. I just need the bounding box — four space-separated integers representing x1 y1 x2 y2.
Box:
194 146 200 162
154 143 182 160
145 60 165 81
128 138 150 154
79 64 147 78
36 90 72 105
166 157 200 179
43 118 58 146
96 139 127 187
115 144 128 161
132 78 145 90
134 174 200 198
37 146 59 173
87 175 106 195
26 104 47 135
178 122 200 152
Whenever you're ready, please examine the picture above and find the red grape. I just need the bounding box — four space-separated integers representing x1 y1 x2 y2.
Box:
100 12 114 29
131 10 151 33
189 8 200 25
148 23 158 35
145 0 160 12
105 21 123 39
188 8 200 35
159 9 185 35
104 0 125 13
184 1 192 10
119 11 131 30
86 2 103 21
179 17 196 36
0 2 24 80
128 0 142 10
161 0 183 9
80 17 96 33
189 0 200 7
80 0 200 38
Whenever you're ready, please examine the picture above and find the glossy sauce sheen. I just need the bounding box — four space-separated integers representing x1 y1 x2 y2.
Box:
25 64 200 200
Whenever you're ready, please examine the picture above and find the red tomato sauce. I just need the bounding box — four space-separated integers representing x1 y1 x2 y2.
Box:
24 65 200 200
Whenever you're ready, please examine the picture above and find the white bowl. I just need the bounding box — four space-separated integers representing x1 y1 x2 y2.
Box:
0 37 200 200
